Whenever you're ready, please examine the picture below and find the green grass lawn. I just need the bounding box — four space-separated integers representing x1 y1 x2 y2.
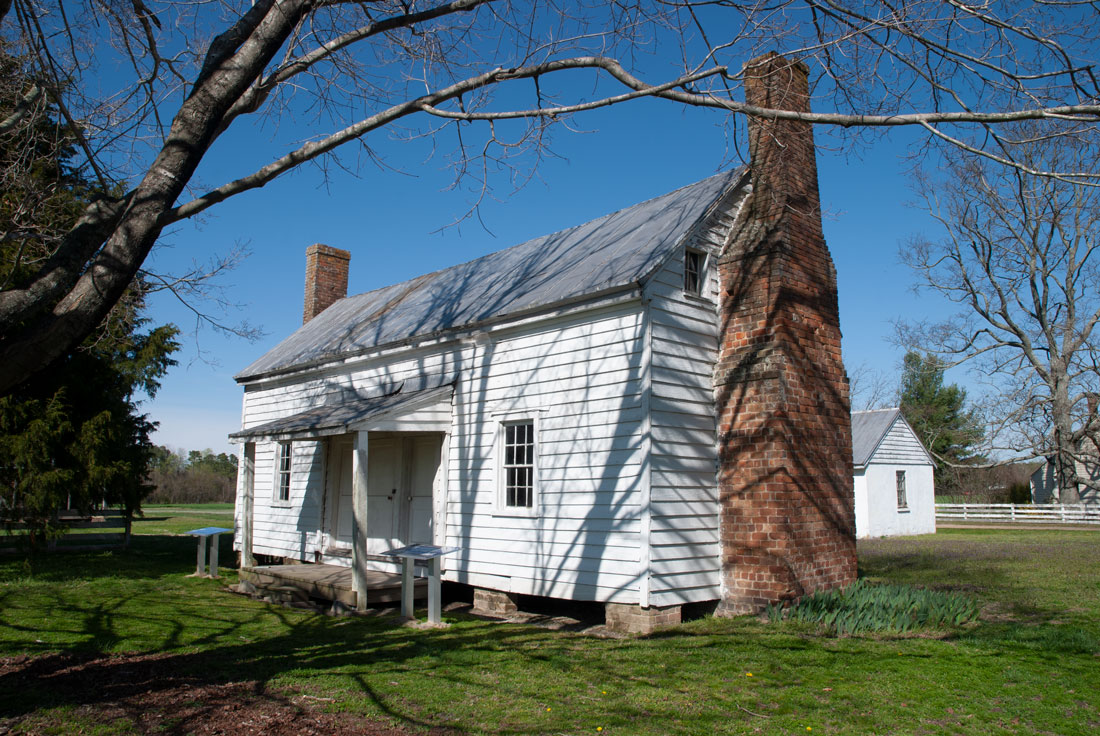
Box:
1 517 1098 735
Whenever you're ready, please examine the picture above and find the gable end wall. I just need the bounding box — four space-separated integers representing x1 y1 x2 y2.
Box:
643 184 746 607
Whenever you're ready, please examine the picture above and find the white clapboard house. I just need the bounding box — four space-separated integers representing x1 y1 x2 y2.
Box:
230 168 749 618
851 408 936 538
230 53 858 632
1030 451 1100 505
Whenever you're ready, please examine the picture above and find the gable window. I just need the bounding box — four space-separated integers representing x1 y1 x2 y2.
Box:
276 442 293 502
684 248 706 295
896 470 907 510
501 420 536 509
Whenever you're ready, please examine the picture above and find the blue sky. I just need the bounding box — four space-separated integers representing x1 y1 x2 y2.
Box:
142 93 949 457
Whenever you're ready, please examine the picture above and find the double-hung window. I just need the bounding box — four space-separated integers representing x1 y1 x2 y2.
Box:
896 470 907 510
276 442 293 502
501 420 536 510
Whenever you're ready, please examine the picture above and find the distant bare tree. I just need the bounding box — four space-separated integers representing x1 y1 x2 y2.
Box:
900 129 1100 503
3 1 1100 393
848 362 895 412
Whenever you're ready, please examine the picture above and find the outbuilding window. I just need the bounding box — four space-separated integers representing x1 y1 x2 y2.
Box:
276 442 293 502
501 420 536 509
896 470 907 510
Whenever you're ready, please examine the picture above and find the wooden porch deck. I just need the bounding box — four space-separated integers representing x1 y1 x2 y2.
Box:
239 563 426 608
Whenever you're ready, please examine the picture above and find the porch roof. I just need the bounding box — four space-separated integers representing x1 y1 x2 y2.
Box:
228 378 454 442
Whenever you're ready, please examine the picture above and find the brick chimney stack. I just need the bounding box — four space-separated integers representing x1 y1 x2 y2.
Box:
303 244 351 324
714 52 857 614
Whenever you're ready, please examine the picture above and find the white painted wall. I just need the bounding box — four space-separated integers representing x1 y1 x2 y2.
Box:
855 461 935 538
236 297 652 604
642 186 740 607
446 300 648 604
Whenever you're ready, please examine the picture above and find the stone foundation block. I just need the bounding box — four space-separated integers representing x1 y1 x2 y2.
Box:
473 588 519 615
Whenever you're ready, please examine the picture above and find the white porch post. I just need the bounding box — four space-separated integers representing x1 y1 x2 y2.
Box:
351 430 370 610
240 442 256 568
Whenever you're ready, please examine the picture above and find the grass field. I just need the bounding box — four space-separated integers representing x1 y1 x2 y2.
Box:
1 513 1098 735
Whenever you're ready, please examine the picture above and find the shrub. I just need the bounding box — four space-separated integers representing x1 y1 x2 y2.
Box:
1008 481 1032 504
771 580 980 635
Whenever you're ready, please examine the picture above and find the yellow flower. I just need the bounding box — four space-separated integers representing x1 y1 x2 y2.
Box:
746 673 753 677
546 707 551 712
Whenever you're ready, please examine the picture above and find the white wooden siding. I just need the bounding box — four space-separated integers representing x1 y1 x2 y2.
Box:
239 344 463 560
246 439 326 559
445 301 648 603
239 299 650 604
870 420 932 465
641 191 734 607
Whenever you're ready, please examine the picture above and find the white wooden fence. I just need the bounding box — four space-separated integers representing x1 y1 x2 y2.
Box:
936 503 1100 526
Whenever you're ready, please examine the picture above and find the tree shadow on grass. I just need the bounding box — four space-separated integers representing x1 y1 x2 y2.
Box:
0 535 236 584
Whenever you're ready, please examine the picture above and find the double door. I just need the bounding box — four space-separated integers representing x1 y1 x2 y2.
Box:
328 433 442 556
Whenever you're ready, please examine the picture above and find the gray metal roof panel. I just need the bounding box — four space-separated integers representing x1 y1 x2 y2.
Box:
229 374 455 441
851 408 903 467
237 169 747 381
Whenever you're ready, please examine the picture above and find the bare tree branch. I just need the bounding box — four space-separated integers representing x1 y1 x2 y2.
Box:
4 0 1100 395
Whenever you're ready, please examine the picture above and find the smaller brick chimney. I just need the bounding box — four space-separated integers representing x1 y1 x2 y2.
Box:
303 244 351 323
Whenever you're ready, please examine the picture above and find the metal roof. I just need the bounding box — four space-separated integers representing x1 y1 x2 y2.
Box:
236 169 748 381
228 375 455 441
851 408 903 467
850 408 933 467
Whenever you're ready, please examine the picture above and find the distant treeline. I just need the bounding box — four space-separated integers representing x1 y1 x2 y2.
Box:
146 447 238 504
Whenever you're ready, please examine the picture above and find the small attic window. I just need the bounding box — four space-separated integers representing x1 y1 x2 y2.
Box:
684 248 706 295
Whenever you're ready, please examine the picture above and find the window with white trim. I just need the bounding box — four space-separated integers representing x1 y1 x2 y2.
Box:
896 470 907 510
276 442 293 502
501 420 536 509
684 248 706 295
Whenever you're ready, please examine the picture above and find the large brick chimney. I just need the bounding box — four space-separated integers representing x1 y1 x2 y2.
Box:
714 52 856 614
303 244 351 323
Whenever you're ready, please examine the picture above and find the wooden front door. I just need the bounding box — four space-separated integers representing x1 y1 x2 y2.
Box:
326 433 442 554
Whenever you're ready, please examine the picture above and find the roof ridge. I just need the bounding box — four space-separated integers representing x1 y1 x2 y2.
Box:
333 169 743 305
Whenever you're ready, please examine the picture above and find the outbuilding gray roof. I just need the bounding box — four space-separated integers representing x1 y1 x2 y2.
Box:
237 168 747 381
851 408 904 467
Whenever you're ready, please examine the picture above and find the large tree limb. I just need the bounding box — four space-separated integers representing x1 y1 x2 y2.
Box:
0 0 315 392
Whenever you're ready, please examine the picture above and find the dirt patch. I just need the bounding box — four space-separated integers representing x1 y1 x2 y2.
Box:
0 652 457 735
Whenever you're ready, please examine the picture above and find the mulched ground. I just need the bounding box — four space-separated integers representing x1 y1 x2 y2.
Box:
0 652 457 735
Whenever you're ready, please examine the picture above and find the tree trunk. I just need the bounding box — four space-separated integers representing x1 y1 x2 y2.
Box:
1051 374 1082 504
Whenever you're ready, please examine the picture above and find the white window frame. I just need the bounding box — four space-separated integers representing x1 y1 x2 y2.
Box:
491 408 546 517
684 247 708 297
274 441 293 504
896 469 908 510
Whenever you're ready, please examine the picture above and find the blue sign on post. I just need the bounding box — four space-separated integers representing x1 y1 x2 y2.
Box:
382 545 460 624
186 527 234 578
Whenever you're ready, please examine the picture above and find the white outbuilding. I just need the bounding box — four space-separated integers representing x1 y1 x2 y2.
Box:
851 408 936 538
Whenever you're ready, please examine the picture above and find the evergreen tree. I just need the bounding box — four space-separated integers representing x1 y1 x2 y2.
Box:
0 47 178 544
899 351 986 495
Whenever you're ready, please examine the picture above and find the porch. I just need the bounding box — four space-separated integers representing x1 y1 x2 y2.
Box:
239 562 427 608
230 376 454 611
